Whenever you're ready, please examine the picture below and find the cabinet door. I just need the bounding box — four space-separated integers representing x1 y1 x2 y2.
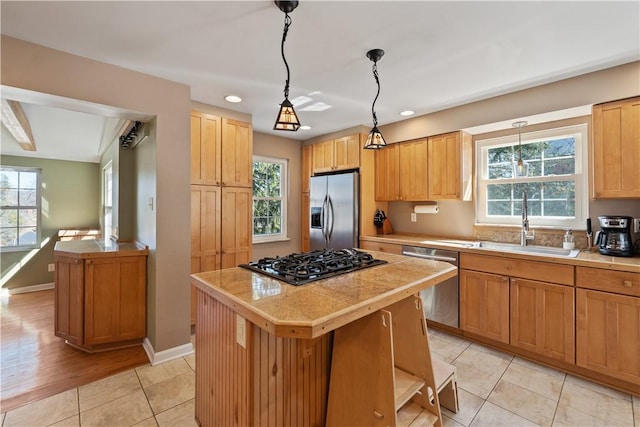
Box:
312 139 335 173
592 97 640 198
221 187 252 269
334 134 360 171
54 256 84 346
428 132 460 200
191 111 221 185
399 139 428 201
221 118 253 187
460 269 510 343
374 144 400 201
510 278 575 363
191 185 222 323
301 144 313 193
576 288 640 384
84 256 146 346
301 192 310 252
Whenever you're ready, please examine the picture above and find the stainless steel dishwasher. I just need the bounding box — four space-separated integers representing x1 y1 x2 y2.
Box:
401 245 459 328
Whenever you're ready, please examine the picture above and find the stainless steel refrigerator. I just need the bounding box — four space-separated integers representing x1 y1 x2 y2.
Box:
309 172 359 250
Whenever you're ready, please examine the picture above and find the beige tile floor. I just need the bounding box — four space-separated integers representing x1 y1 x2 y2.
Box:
1 330 639 426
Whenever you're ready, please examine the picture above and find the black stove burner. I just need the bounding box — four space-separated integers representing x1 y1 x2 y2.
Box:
239 248 387 285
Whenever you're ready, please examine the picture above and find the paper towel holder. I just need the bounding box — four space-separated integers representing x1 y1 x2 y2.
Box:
413 202 439 214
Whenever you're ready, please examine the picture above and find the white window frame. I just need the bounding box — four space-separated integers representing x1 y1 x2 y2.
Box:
0 166 41 252
103 162 113 239
252 155 289 243
476 124 589 230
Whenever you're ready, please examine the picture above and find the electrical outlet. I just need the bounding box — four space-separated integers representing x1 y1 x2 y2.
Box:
48 263 55 272
633 218 640 234
236 314 246 348
410 212 417 222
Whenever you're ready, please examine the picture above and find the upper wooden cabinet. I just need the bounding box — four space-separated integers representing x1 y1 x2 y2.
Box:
191 112 253 187
428 131 472 200
312 134 360 173
221 118 253 188
191 111 221 185
374 131 471 202
592 96 640 198
301 144 313 193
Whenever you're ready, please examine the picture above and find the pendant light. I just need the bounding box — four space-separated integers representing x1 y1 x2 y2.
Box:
364 49 387 149
273 1 301 131
513 120 529 177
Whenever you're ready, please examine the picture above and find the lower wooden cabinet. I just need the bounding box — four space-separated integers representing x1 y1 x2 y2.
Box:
359 240 403 255
459 269 510 344
510 278 575 363
54 242 148 352
576 266 640 384
220 186 252 269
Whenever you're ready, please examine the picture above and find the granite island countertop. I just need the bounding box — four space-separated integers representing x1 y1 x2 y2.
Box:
361 234 640 273
191 251 456 339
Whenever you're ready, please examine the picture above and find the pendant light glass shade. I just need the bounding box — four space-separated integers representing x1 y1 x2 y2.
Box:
513 120 528 177
273 1 301 131
274 98 301 131
364 49 387 149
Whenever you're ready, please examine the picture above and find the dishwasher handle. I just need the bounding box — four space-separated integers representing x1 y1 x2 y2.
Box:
402 250 458 263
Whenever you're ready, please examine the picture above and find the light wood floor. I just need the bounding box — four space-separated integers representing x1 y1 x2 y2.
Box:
1 289 150 413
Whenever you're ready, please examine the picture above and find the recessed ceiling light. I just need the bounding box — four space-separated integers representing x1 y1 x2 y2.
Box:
400 110 415 116
300 125 311 130
224 95 242 103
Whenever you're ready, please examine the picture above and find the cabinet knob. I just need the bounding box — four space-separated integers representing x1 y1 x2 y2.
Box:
623 280 633 288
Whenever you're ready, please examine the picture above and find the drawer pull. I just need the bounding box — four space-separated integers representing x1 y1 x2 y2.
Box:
373 410 384 420
623 280 633 288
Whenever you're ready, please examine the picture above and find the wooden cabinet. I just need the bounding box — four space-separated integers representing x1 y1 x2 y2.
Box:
510 278 575 363
359 240 403 255
576 266 640 384
399 138 429 201
301 144 313 193
460 253 574 354
428 131 472 200
190 111 253 323
220 186 252 269
374 131 472 201
460 269 510 343
54 241 148 352
592 96 640 198
221 118 253 187
312 134 360 173
301 144 313 251
375 143 400 201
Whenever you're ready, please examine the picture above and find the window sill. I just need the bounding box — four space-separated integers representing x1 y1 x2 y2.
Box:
253 236 291 245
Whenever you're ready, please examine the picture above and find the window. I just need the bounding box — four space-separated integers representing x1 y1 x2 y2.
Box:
103 162 113 238
476 124 588 229
0 166 41 251
252 156 288 243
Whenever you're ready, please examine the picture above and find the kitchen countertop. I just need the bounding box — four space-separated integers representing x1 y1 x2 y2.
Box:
361 234 640 273
54 239 149 257
191 251 456 339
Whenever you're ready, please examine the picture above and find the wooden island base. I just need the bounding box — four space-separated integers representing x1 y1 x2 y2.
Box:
195 289 444 427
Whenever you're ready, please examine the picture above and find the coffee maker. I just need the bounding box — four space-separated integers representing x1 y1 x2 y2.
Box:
594 215 634 257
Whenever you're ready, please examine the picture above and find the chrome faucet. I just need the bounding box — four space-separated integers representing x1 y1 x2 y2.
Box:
521 190 535 246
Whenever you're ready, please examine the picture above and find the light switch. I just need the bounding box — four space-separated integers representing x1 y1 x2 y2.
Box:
410 212 417 222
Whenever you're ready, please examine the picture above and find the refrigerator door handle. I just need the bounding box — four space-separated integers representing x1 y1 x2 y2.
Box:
327 195 335 242
321 195 329 243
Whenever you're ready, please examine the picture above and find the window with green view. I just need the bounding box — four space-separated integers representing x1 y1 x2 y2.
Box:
0 166 41 251
252 156 288 242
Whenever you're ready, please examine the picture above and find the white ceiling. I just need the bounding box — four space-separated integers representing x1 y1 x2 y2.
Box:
1 1 639 162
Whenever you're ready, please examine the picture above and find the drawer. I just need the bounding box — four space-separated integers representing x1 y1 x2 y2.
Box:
576 266 640 297
460 253 574 286
360 241 402 255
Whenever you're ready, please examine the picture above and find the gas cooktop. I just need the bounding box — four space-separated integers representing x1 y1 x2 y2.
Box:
239 248 387 286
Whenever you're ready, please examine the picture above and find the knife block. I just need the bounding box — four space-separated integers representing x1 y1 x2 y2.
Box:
376 218 394 235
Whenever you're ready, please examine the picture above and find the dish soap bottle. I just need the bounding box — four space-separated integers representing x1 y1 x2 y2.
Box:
563 229 575 250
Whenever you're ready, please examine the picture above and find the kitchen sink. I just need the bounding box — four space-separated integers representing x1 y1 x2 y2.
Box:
469 241 580 258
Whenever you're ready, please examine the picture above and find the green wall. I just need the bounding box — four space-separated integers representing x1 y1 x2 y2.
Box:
1 155 100 290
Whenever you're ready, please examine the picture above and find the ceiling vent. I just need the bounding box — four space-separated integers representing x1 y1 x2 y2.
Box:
119 121 147 149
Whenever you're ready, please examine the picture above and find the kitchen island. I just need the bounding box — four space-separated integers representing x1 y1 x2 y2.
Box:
191 251 457 427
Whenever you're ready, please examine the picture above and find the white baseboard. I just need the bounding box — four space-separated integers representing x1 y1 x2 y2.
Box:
142 337 194 366
7 282 55 295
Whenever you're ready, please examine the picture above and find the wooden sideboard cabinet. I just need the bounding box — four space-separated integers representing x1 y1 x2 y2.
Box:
592 96 640 198
54 240 148 352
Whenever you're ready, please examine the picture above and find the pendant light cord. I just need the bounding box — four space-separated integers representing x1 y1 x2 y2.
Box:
281 13 292 99
371 61 381 127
